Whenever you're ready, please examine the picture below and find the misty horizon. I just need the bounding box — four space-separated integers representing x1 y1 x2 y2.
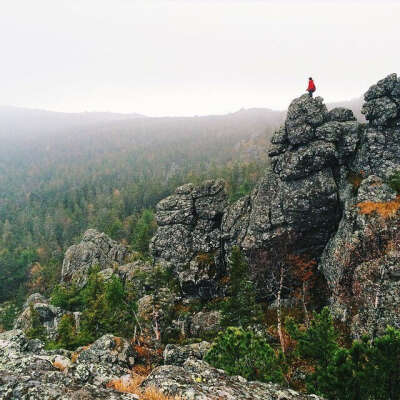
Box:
1 1 399 116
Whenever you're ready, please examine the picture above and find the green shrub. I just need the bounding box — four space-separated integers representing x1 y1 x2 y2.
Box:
50 271 138 348
287 309 400 400
388 171 400 194
131 209 157 255
50 283 83 310
205 326 284 383
369 327 400 400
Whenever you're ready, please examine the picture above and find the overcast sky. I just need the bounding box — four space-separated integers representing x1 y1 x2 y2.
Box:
1 0 399 116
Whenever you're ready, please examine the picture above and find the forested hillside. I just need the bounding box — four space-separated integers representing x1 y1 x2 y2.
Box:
0 107 284 301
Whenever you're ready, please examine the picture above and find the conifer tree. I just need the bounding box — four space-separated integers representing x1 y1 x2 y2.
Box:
205 326 284 384
221 247 261 328
26 304 46 341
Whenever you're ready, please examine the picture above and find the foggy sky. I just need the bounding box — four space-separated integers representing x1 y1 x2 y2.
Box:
1 0 399 116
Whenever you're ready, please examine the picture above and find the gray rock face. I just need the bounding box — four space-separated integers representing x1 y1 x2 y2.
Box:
0 330 136 400
318 74 400 336
350 74 400 177
149 95 361 300
62 229 128 288
362 73 400 128
151 179 228 299
23 293 48 308
319 175 400 337
142 357 323 400
223 94 360 266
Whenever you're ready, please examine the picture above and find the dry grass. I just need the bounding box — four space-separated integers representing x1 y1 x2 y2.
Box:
357 195 400 218
53 360 67 371
133 364 153 376
107 374 181 400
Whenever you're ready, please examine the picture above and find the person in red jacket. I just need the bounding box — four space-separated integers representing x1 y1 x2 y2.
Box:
307 77 316 97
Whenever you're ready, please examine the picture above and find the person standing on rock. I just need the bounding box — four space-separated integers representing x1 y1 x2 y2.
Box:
307 77 316 97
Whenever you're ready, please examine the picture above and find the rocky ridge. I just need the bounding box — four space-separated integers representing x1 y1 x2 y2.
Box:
3 73 400 399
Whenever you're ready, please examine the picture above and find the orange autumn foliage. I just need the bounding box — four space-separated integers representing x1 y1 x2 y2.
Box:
357 195 400 218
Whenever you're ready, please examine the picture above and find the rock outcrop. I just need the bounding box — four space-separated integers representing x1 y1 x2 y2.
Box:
222 95 360 262
149 74 400 337
0 330 136 399
150 179 228 299
62 229 128 287
150 95 361 301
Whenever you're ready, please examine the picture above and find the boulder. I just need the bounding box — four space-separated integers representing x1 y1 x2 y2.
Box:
362 73 400 128
61 229 128 288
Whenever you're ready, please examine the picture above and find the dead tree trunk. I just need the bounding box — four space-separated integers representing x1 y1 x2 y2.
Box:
277 265 285 354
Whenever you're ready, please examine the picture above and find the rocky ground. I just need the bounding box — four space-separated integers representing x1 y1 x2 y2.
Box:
0 329 322 400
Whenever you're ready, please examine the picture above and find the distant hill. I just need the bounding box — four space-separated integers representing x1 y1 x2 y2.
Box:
0 106 146 138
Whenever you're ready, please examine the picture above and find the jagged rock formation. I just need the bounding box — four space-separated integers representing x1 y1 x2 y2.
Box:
150 95 361 301
142 357 322 400
150 179 227 298
149 74 400 337
222 95 360 261
62 229 128 288
352 73 400 176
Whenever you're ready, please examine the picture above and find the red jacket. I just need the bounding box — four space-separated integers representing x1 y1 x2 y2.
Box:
307 79 316 92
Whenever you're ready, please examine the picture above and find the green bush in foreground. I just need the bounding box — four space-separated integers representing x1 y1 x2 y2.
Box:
205 326 284 384
287 308 400 400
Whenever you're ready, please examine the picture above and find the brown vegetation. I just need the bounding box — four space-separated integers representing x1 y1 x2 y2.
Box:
357 195 400 218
